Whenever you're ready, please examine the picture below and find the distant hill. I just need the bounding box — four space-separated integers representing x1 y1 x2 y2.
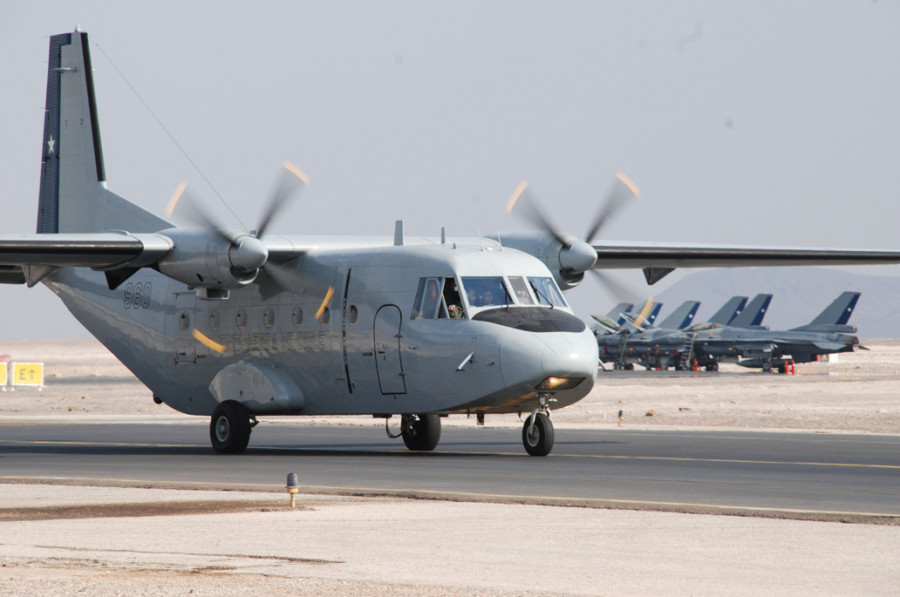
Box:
652 267 900 339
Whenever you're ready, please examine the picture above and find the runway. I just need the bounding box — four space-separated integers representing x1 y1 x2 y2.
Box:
2 420 898 519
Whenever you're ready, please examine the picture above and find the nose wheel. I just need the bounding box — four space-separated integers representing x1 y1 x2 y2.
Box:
522 411 554 456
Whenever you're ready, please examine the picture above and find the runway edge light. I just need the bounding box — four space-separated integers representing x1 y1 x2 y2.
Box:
287 472 299 508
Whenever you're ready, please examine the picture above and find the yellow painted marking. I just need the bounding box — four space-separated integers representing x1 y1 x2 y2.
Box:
315 286 334 320
165 181 188 218
283 161 310 184
12 363 43 386
192 329 226 353
617 171 640 196
505 181 528 213
633 300 655 327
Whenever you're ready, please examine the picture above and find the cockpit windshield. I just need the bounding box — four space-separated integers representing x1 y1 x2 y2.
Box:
412 274 569 321
528 276 567 308
461 277 511 308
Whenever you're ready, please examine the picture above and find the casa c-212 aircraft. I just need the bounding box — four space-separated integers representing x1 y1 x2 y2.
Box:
3 29 900 457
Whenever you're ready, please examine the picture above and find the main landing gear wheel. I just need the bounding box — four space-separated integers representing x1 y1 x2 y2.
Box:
522 412 554 456
210 400 253 454
401 413 441 451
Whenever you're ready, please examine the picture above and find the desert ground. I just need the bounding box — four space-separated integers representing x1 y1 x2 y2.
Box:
1 338 898 596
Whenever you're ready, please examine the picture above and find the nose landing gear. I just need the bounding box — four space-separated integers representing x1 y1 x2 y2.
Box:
522 395 555 456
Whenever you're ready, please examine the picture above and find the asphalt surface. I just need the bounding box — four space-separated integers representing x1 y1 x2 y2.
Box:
2 419 898 518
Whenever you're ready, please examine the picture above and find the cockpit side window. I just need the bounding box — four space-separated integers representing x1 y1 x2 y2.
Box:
412 277 466 320
411 277 442 320
442 277 465 319
461 277 511 308
528 276 567 308
508 276 535 305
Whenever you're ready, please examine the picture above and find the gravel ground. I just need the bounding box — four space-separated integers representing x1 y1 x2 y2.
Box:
1 338 899 596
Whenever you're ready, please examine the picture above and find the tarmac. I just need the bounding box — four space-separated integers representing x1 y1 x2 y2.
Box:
1 479 899 596
1 339 899 595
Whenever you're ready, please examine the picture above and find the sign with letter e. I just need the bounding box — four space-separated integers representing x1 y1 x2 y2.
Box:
12 363 43 387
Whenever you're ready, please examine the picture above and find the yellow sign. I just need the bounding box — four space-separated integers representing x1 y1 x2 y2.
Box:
12 363 43 387
0 362 7 386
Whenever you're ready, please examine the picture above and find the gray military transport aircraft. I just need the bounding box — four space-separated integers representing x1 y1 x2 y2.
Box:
3 29 900 456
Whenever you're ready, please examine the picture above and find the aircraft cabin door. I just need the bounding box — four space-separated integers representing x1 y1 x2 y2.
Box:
374 304 407 394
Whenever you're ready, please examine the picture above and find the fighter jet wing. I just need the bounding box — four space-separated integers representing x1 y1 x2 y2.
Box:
592 243 900 284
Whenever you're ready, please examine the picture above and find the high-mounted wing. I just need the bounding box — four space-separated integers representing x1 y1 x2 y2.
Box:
592 243 900 285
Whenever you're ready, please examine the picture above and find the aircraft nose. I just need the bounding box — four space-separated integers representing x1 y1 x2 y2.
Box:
501 328 598 395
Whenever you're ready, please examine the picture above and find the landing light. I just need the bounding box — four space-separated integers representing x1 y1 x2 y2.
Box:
536 376 584 391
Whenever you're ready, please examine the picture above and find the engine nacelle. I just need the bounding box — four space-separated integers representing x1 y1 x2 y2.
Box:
497 231 598 290
155 227 266 290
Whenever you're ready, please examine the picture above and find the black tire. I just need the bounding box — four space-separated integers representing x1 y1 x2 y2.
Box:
210 400 252 454
706 361 719 372
762 361 772 373
401 413 441 451
522 412 554 456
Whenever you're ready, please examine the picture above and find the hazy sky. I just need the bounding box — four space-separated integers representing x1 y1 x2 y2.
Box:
2 1 899 338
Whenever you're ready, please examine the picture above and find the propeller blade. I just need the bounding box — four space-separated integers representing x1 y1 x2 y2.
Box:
255 161 309 239
589 269 645 304
315 286 335 320
165 182 236 245
506 181 570 247
262 259 305 293
584 172 640 244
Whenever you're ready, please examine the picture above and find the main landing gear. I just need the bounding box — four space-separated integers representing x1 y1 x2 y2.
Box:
401 413 442 451
210 400 257 454
391 413 442 451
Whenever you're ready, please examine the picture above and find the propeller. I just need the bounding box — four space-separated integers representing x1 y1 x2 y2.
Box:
166 161 309 280
506 172 640 286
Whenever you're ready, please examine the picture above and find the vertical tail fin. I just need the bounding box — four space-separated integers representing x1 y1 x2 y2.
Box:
37 29 169 234
730 293 772 328
807 291 861 327
658 300 701 329
707 296 748 326
790 291 861 332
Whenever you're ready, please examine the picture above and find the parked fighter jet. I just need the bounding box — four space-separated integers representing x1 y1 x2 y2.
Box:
2 30 899 456
732 291 863 372
597 300 701 370
679 292 861 371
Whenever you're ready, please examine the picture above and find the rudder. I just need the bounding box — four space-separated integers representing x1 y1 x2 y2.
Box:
37 29 168 234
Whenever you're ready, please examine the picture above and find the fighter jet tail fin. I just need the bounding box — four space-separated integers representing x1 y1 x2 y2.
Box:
790 291 861 333
730 293 772 329
657 300 700 330
37 30 169 234
707 296 748 326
